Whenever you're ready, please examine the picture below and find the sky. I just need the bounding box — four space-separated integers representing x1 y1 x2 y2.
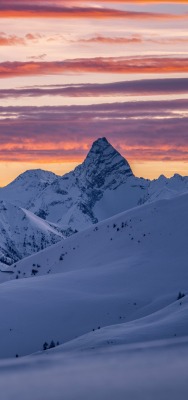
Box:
0 0 188 185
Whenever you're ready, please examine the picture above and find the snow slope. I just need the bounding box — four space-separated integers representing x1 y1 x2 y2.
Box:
62 296 188 353
0 200 63 266
0 193 187 359
0 337 187 400
5 191 188 282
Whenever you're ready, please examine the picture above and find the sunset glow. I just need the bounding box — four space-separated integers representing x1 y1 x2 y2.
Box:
0 0 187 184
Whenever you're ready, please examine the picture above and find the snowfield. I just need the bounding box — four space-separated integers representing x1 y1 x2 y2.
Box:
0 138 187 398
0 338 188 400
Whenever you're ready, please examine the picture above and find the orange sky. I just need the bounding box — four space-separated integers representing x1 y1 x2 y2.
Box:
0 0 187 184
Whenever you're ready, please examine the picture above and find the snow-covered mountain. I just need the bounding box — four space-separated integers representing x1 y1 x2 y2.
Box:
1 137 187 238
0 200 63 266
27 138 149 232
26 138 188 233
0 136 187 268
0 169 58 208
147 173 188 203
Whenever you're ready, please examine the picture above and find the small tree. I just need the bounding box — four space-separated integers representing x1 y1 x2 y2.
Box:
177 292 185 300
49 340 55 349
43 342 49 351
31 269 38 276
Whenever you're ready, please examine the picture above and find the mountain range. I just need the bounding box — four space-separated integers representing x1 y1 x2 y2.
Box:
0 137 188 267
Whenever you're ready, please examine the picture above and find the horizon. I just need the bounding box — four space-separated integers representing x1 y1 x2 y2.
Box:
1 136 187 188
0 0 188 185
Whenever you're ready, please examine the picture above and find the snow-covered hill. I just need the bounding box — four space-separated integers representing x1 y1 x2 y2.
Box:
4 191 188 283
0 193 187 357
0 200 63 266
0 192 187 397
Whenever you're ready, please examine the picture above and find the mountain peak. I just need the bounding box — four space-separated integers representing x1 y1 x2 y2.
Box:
91 137 109 148
74 137 133 190
90 137 119 155
13 169 57 184
0 169 58 209
87 137 132 172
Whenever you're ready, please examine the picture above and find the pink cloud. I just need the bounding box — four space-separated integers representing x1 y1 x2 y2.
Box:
0 57 188 78
0 100 187 162
0 2 186 19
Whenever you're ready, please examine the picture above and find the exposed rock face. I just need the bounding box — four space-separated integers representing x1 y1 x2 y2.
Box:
74 137 133 190
0 200 63 266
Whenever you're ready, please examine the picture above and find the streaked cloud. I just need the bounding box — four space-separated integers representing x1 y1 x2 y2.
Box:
77 35 143 45
0 78 188 99
0 57 188 78
77 34 188 45
65 0 188 2
0 100 187 162
0 2 186 20
28 54 47 60
1 0 188 4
